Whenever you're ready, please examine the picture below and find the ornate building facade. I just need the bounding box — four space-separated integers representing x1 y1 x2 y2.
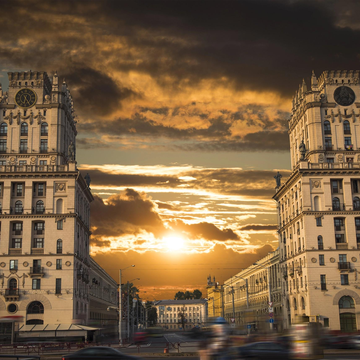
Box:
0 71 117 342
274 70 360 332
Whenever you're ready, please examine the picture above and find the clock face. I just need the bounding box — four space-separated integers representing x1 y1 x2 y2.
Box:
334 86 355 106
14 88 37 108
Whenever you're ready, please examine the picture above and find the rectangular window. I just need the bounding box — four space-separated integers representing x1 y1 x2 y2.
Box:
20 139 27 153
331 179 343 194
0 139 6 152
39 160 47 166
324 318 329 327
56 259 62 270
12 238 22 248
13 222 22 234
325 137 332 150
320 275 326 291
319 255 325 266
10 260 18 270
33 238 44 248
345 137 352 149
33 182 46 197
0 161 5 167
40 139 48 153
316 217 322 227
32 279 41 290
341 274 349 285
57 220 63 230
14 183 23 197
19 160 27 166
334 218 344 231
335 234 346 243
352 180 359 194
327 158 334 164
339 254 347 263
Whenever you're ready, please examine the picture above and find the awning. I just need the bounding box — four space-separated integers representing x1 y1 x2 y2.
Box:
18 324 100 332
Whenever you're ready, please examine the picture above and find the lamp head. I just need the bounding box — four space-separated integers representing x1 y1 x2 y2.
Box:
131 265 135 267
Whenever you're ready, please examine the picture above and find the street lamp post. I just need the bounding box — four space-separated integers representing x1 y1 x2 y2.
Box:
127 278 140 341
119 265 135 346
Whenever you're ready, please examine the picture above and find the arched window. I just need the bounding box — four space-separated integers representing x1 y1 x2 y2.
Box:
332 197 341 211
20 122 28 136
324 120 331 134
294 298 297 310
318 236 323 250
36 200 44 214
41 122 48 136
0 123 7 135
354 197 360 210
9 278 17 289
57 239 62 254
27 301 44 314
339 296 355 309
15 200 23 214
344 120 351 134
56 198 63 214
301 297 305 310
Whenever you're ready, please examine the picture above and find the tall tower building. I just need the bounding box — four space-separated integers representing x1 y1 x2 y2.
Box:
0 71 94 334
274 70 360 332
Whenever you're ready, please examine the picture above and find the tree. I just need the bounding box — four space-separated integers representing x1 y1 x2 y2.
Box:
146 301 157 326
184 291 193 300
174 291 185 300
193 289 202 299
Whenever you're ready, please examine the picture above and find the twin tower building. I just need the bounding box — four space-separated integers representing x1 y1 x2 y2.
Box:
0 69 359 338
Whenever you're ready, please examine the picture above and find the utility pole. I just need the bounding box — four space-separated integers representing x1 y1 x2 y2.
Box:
230 286 236 323
119 269 122 346
127 282 130 341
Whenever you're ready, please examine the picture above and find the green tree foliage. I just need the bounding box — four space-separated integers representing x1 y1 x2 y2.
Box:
146 301 157 326
174 289 202 300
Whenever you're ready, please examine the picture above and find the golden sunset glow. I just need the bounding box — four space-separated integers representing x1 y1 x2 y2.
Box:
163 235 186 252
1 0 355 299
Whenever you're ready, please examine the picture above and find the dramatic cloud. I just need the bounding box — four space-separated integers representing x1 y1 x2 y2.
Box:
239 224 278 231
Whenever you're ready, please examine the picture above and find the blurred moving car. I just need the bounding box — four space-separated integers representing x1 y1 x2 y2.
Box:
61 346 141 360
237 342 290 360
147 327 163 338
134 331 148 344
350 335 360 349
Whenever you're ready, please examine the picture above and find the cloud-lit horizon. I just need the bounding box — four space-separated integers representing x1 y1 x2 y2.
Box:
1 0 358 299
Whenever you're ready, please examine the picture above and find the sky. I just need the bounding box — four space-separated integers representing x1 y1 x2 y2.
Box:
1 0 360 300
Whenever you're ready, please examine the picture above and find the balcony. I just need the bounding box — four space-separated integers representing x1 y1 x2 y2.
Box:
31 248 44 255
338 262 351 271
40 149 48 154
19 149 27 154
29 266 45 277
336 243 348 250
345 144 354 151
4 289 19 302
325 144 333 151
36 229 44 235
9 248 21 255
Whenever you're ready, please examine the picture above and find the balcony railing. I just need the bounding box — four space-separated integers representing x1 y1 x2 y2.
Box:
4 289 19 301
325 144 333 151
29 266 45 277
9 248 22 255
338 262 351 270
336 243 348 250
321 284 327 291
31 248 44 255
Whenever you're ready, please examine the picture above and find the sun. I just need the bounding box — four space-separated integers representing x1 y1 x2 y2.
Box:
163 235 185 251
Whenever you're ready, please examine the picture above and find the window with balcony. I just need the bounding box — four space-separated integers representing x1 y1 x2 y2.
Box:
333 197 342 211
336 234 346 245
334 218 344 231
33 182 45 197
345 136 353 150
33 238 44 248
320 274 327 291
20 139 27 153
12 183 24 197
331 179 343 194
20 122 28 136
343 120 351 134
11 238 22 249
40 139 48 153
341 274 349 285
34 222 44 235
324 120 331 134
325 137 332 150
41 122 48 136
14 201 23 214
36 200 45 214
13 222 22 235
